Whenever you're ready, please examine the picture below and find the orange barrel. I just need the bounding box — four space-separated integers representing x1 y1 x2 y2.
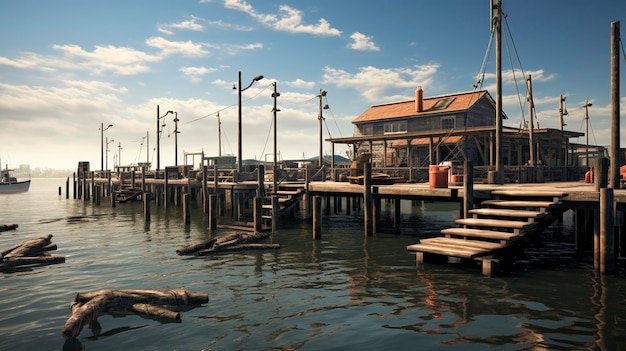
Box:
429 165 449 188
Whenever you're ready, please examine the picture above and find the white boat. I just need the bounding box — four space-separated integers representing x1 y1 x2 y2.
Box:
0 164 30 193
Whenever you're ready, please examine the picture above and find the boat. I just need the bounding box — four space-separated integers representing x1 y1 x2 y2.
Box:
0 164 30 193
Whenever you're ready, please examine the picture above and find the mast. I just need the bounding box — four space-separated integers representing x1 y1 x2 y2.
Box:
491 0 503 184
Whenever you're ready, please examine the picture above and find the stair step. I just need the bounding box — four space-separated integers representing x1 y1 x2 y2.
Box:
440 228 519 242
468 208 544 220
481 200 557 211
455 218 532 230
490 190 566 198
407 238 501 259
426 237 504 250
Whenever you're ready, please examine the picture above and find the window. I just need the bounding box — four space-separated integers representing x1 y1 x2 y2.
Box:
441 116 455 129
431 97 456 111
361 124 373 136
384 120 407 134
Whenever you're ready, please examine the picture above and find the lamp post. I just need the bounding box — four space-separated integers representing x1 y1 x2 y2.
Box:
235 71 264 172
173 112 179 166
156 105 174 174
272 82 280 194
318 89 329 166
106 137 115 171
100 123 113 172
118 142 123 167
584 99 592 167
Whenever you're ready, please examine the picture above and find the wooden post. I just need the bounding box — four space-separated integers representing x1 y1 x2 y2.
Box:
393 199 401 233
257 165 265 198
202 165 208 213
73 172 77 199
183 193 191 226
111 193 116 207
254 197 263 232
272 195 279 233
107 171 112 197
364 162 373 236
596 157 609 191
131 170 136 189
313 196 321 240
164 175 169 209
372 186 380 234
95 186 101 206
609 21 620 189
208 194 217 231
144 192 151 222
463 160 474 218
65 177 69 199
600 188 615 273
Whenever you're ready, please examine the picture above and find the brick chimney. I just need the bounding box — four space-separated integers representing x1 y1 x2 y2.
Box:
415 86 423 112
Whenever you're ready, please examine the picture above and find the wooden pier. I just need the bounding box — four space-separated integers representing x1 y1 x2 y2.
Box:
67 160 624 277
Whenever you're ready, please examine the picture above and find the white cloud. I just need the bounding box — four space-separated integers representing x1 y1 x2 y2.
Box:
180 66 219 83
348 32 380 51
224 0 341 36
145 37 209 58
286 79 316 90
158 16 206 35
322 64 439 103
207 20 254 31
53 44 161 75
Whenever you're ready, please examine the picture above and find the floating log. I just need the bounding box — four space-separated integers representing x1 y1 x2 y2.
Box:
0 223 18 232
0 234 65 270
61 288 209 339
176 231 274 256
197 243 281 255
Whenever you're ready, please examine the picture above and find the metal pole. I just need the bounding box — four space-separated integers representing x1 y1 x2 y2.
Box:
146 131 149 166
584 99 592 168
100 122 104 172
494 0 503 184
272 82 279 194
527 75 535 167
237 71 242 173
156 105 160 173
610 21 620 189
174 112 179 166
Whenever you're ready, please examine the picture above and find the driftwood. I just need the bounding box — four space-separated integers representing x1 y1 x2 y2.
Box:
0 234 65 270
61 288 209 339
0 223 18 232
176 231 279 256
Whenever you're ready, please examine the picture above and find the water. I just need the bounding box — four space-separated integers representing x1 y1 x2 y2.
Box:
1 179 625 350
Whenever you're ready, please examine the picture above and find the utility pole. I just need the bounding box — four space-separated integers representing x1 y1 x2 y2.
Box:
272 82 280 194
584 99 592 168
217 112 222 158
491 0 503 184
610 21 620 189
318 89 329 167
559 95 568 167
173 112 179 166
526 75 535 167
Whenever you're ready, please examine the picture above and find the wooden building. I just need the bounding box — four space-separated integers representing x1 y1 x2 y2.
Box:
327 87 591 182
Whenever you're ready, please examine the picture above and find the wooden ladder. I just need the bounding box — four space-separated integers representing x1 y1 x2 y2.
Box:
407 189 565 276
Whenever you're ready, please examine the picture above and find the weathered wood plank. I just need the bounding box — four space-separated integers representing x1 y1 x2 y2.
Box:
490 190 566 198
425 237 504 250
407 241 493 259
441 228 518 242
480 200 558 210
455 218 532 230
468 208 544 219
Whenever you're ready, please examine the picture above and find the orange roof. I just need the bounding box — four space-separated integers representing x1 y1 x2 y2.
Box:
353 90 490 123
391 135 464 147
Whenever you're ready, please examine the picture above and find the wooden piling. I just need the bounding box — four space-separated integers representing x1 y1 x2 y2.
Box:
254 197 263 232
373 186 380 235
111 193 116 207
144 192 151 222
463 160 474 218
393 199 401 233
73 172 77 199
599 188 615 273
313 196 321 240
183 193 190 226
208 194 217 231
363 162 373 236
66 177 69 199
272 195 279 233
164 176 169 209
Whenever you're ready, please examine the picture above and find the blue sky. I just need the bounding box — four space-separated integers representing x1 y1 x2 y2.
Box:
0 0 624 170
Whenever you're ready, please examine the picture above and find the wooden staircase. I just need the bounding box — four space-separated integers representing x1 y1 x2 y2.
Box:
407 189 566 275
260 185 307 228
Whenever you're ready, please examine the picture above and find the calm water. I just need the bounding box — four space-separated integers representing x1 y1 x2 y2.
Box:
1 178 625 351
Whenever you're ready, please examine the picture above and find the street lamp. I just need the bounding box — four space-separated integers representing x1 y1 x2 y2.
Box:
234 71 264 172
118 142 123 167
106 137 115 171
584 99 592 167
156 105 174 174
272 82 280 194
100 123 113 172
173 112 179 166
318 89 329 167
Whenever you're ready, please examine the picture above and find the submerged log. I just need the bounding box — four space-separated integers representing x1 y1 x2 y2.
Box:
61 288 209 339
197 243 281 255
176 231 273 256
0 235 64 270
0 223 18 232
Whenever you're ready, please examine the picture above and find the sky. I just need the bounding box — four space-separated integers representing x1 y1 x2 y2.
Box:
0 0 624 171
